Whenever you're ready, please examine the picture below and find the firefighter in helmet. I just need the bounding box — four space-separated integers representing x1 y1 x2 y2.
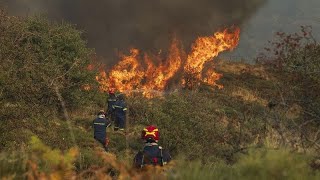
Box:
106 88 117 122
93 110 111 152
133 125 172 168
112 93 127 131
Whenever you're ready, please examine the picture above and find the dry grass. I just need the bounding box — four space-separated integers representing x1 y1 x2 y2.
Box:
231 87 268 106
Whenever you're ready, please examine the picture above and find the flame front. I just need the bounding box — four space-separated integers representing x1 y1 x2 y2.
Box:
96 27 240 97
185 28 240 76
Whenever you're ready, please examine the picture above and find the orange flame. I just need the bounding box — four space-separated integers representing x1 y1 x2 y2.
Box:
96 27 240 97
185 27 240 76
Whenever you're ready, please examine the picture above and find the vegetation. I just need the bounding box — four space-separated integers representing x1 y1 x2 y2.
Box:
256 26 320 152
0 10 319 179
0 9 102 120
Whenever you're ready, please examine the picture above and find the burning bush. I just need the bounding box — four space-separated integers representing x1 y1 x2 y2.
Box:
96 27 240 96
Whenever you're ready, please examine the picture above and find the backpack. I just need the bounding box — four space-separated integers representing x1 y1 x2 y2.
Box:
135 146 164 168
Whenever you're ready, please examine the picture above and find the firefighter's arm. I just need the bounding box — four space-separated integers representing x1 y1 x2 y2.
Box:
123 103 128 111
105 118 111 128
162 149 172 164
133 151 144 168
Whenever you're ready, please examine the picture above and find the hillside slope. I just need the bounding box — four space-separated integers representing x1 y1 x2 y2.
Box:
1 60 319 179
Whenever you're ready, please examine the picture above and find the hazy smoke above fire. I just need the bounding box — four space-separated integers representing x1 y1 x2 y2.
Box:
2 0 266 64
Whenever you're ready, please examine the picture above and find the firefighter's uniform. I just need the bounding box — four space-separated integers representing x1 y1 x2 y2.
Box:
112 99 127 131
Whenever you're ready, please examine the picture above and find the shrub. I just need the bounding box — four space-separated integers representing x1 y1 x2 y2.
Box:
0 10 102 120
170 148 320 180
256 26 320 151
127 90 267 163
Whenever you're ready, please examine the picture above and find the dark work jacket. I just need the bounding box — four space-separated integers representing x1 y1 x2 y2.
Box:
93 116 111 144
107 95 117 115
133 143 172 168
112 100 127 118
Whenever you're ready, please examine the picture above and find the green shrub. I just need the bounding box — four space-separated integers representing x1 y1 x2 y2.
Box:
256 26 320 151
0 10 102 120
170 148 320 180
75 148 105 171
233 149 318 180
127 90 267 163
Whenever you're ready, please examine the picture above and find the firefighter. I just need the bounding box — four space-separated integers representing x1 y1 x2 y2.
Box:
112 93 127 131
93 110 111 152
133 125 172 169
106 88 117 122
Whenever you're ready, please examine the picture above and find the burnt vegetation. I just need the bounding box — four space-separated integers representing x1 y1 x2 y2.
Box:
0 11 320 179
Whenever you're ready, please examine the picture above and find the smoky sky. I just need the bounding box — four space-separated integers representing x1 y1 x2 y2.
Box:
1 0 266 64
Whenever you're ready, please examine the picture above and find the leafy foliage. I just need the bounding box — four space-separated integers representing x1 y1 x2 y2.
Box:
171 148 320 180
256 26 320 152
127 90 267 163
0 10 101 119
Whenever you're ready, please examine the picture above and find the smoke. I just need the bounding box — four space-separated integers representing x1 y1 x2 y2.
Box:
1 0 266 64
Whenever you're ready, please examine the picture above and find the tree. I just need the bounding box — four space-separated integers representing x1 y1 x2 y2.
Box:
0 10 101 120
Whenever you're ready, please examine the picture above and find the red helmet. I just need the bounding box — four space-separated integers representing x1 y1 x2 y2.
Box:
108 88 115 94
141 125 159 142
